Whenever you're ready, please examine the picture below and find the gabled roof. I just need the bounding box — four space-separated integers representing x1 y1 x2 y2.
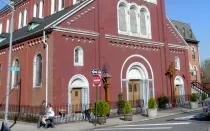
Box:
170 19 199 44
0 1 87 48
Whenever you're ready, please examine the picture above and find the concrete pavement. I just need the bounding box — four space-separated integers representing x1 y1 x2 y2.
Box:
0 107 202 131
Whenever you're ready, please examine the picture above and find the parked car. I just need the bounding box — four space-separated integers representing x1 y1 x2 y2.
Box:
203 98 210 118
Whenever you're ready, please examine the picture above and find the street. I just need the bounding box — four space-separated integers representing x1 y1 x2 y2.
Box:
92 110 210 131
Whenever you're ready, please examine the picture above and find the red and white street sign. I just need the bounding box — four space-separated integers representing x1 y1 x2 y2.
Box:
93 74 101 87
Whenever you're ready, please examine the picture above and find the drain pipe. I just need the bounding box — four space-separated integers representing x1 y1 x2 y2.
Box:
43 30 49 106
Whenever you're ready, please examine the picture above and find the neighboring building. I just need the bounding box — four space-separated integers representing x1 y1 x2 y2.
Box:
0 0 191 112
171 20 200 83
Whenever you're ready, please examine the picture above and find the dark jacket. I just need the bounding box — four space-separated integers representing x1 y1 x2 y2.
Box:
40 104 46 115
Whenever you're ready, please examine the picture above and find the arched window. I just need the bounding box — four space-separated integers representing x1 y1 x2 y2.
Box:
51 0 56 14
23 9 28 26
182 28 185 37
192 47 195 60
58 0 64 11
33 3 38 18
193 66 197 81
130 6 138 34
140 9 147 35
0 23 2 34
118 3 127 32
12 58 20 88
74 47 83 66
39 0 44 18
189 30 192 38
18 12 23 29
6 19 10 33
33 53 42 87
175 56 180 70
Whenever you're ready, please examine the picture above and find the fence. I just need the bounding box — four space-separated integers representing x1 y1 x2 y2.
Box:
0 94 203 124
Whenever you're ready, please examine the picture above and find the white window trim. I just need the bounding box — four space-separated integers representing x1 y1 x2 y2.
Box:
6 19 10 33
193 66 197 77
58 0 64 11
18 12 23 29
39 0 44 18
117 0 152 39
33 3 38 17
0 23 2 34
175 56 180 70
74 46 84 66
23 8 28 26
51 0 56 14
11 58 19 89
33 53 42 88
73 0 80 5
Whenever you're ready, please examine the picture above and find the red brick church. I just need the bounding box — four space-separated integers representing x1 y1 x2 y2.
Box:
0 0 191 112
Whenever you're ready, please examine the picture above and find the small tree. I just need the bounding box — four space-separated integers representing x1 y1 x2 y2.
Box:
123 101 132 114
117 93 125 114
202 93 208 101
158 94 169 109
190 93 198 102
148 97 157 109
92 100 110 117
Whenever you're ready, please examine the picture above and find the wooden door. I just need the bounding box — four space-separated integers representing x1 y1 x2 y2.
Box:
71 88 82 113
175 85 180 102
128 80 140 107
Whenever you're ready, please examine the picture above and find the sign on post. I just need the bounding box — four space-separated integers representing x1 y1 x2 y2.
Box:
91 69 102 75
93 74 101 87
10 66 20 71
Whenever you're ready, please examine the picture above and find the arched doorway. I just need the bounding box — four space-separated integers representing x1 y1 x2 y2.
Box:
174 76 185 103
68 74 89 113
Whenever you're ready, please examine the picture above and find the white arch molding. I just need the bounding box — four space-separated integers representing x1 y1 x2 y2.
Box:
68 74 89 113
121 55 154 108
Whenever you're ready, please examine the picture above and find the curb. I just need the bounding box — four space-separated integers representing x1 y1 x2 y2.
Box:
91 108 202 130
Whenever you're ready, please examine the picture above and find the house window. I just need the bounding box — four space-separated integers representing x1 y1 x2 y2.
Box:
33 53 42 87
39 0 44 18
6 19 10 33
0 23 2 34
192 47 195 60
182 28 185 37
140 9 147 35
74 47 83 66
118 3 127 32
175 56 180 70
12 58 20 88
193 66 197 81
73 0 80 4
18 12 23 29
23 9 28 26
189 30 192 38
33 3 38 18
58 0 64 11
51 0 56 14
130 6 138 34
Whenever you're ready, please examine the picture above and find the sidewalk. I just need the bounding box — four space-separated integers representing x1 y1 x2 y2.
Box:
0 107 202 131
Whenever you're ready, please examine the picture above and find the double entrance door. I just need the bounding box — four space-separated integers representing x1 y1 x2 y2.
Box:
71 88 82 113
128 80 140 107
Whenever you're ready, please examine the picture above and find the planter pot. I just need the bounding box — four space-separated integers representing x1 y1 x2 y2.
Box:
124 114 132 121
190 102 197 109
147 108 157 118
97 116 106 125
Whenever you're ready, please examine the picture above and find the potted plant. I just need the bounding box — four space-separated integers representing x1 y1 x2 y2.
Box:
92 100 110 125
202 93 208 106
190 93 198 109
158 94 169 109
117 93 125 115
148 97 157 118
123 101 132 121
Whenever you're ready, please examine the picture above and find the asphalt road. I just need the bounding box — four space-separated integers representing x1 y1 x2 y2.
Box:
91 110 210 131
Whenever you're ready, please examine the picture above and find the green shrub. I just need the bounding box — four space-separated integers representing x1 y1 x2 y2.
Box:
202 93 208 101
158 94 169 108
123 101 132 114
117 93 125 109
92 100 110 117
190 93 198 102
148 97 157 109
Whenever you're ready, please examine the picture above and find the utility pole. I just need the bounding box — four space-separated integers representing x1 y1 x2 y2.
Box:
1 0 15 123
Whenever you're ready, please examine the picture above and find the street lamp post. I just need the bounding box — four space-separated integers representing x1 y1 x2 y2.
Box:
1 0 14 123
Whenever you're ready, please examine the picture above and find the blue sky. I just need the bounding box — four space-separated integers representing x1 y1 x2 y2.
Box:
165 0 210 61
0 0 209 61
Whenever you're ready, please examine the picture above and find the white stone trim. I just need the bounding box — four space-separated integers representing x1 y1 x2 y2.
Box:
120 54 155 100
74 46 84 66
168 43 188 49
68 74 90 114
175 56 180 70
53 26 99 37
33 3 38 18
45 0 94 29
105 34 163 46
23 8 28 26
39 0 44 18
33 52 43 88
166 16 189 47
11 57 20 89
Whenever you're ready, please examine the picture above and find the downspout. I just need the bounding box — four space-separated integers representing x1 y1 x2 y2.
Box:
43 30 49 106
